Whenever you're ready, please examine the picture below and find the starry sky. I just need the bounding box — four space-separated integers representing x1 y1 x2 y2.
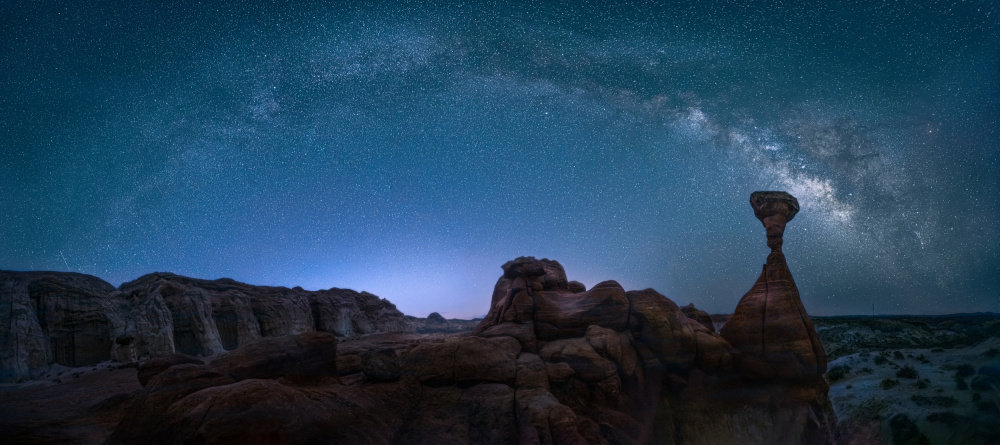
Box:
2 0 997 317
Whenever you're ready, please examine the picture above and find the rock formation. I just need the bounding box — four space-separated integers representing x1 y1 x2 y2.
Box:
0 272 416 383
4 191 837 444
681 303 715 333
720 191 827 380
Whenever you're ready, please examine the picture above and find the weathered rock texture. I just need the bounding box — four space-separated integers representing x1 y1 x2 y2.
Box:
0 272 414 383
8 191 836 444
720 191 828 380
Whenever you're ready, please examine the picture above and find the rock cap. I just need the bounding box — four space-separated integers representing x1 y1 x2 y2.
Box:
750 191 799 223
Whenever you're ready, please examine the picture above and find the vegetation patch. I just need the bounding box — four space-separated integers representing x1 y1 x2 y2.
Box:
880 379 900 390
925 411 959 427
910 394 958 407
827 365 851 382
889 414 931 445
896 365 919 379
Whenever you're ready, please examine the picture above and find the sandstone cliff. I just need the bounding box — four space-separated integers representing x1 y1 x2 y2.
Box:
0 272 414 383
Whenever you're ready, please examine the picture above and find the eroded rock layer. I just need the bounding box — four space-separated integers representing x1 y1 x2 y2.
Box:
109 259 834 444
0 272 415 382
720 191 827 380
6 191 836 444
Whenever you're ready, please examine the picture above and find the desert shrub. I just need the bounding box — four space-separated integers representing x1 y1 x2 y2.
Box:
827 365 851 382
880 378 900 390
897 365 919 379
956 364 975 378
889 414 931 445
916 354 929 364
874 355 888 365
954 375 968 390
972 392 981 402
926 411 958 427
845 384 853 389
893 351 905 360
859 367 873 374
911 395 958 407
985 348 998 358
914 380 928 389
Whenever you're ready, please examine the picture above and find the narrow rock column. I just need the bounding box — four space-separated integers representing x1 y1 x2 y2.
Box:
720 191 827 380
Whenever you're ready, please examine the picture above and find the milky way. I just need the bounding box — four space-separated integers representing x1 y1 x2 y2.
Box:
1 1 997 317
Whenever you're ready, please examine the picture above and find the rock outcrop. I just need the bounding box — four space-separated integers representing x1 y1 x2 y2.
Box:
720 191 827 380
681 303 715 333
6 191 837 444
0 272 414 383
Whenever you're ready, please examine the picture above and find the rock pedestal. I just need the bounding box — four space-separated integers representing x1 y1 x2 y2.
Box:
720 191 827 380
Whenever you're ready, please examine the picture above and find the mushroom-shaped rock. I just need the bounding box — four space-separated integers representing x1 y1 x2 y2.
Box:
749 190 799 252
720 191 826 380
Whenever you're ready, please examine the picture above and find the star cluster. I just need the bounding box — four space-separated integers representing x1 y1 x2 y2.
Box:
1 0 997 317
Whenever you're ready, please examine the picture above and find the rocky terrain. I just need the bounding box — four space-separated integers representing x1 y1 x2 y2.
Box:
0 191 847 444
0 271 433 383
812 314 1000 445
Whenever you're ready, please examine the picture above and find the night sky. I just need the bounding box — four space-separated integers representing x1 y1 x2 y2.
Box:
2 1 997 317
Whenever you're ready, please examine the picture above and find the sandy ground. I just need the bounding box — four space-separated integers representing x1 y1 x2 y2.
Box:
828 336 1000 444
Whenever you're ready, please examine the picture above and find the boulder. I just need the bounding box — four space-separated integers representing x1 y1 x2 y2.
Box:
681 303 715 333
210 331 337 384
137 353 203 387
540 337 617 382
362 348 401 381
401 336 520 385
534 281 630 340
474 257 629 342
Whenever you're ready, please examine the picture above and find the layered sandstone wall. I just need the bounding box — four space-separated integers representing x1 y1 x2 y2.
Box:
0 271 415 383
